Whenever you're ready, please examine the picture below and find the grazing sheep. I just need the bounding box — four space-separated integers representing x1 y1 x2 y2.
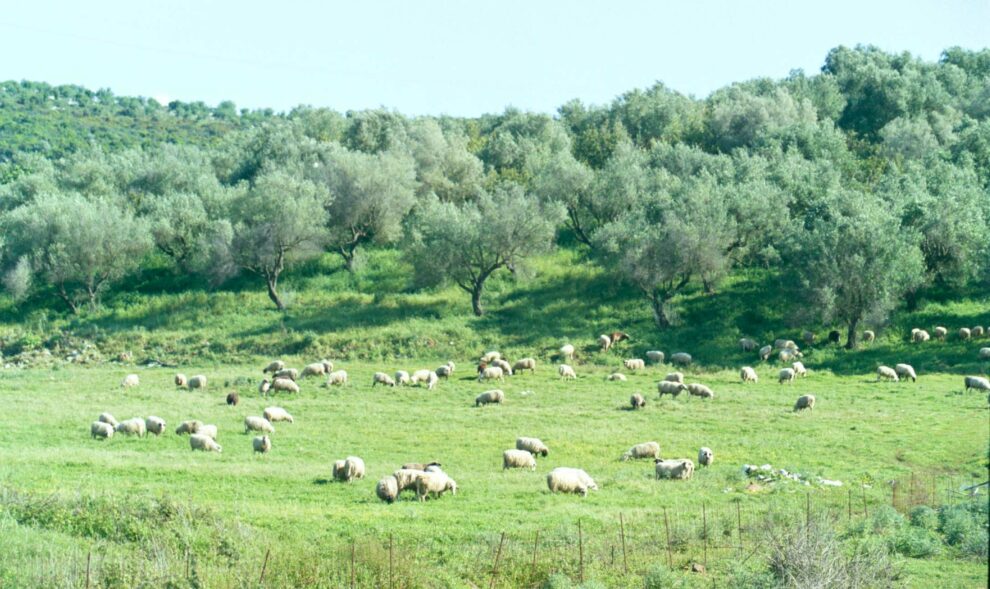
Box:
253 435 271 454
271 377 300 394
175 420 203 435
115 418 146 437
740 366 758 383
558 364 577 380
263 407 294 423
198 424 218 440
516 437 549 457
325 370 348 387
513 358 537 374
607 373 627 381
623 358 646 371
598 334 612 352
90 421 114 440
630 393 646 410
964 376 990 392
393 469 425 493
972 326 985 338
645 350 665 364
894 363 917 382
792 362 807 377
416 471 457 501
339 456 365 482
687 383 714 399
120 374 139 388
559 344 575 360
670 352 692 366
188 375 207 389
802 331 816 345
144 416 166 436
828 330 841 344
779 368 796 384
475 389 505 407
332 460 347 481
546 467 598 496
503 449 537 470
372 372 396 387
778 349 803 363
863 330 875 343
226 392 239 406
654 459 694 480
492 359 513 376
877 366 899 382
621 441 660 461
258 379 271 395
979 348 990 361
301 360 333 378
423 371 439 390
189 434 222 453
933 326 947 340
794 394 816 411
435 363 455 380
759 345 773 361
98 413 118 427
775 339 799 350
402 462 442 472
698 447 713 467
376 476 399 503
658 381 687 397
412 369 435 385
959 327 972 340
664 372 684 384
481 351 502 363
244 416 274 434
273 368 299 382
476 366 504 383
912 329 930 343
262 360 285 374
739 338 757 352
609 332 630 345
394 370 411 386
174 373 187 387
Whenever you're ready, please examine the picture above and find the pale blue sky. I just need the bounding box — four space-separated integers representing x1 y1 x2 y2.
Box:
1 1 986 116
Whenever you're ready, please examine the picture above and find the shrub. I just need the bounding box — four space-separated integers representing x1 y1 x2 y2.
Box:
908 505 939 531
891 526 942 558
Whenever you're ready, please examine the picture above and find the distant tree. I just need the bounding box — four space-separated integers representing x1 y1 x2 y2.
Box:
405 185 564 316
405 119 485 202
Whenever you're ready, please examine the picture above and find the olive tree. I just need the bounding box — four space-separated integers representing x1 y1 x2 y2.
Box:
405 185 565 316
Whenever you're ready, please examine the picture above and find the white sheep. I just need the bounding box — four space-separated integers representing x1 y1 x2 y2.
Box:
802 330 816 345
492 359 513 375
546 467 598 496
253 435 271 454
877 366 899 382
263 360 285 374
794 394 816 411
376 476 399 503
630 393 646 410
912 329 930 343
332 460 347 481
174 420 203 435
120 374 139 388
188 375 207 389
481 351 502 363
559 344 575 360
779 368 796 384
933 326 948 340
244 416 274 434
516 437 549 457
979 348 990 361
792 361 807 377
698 447 713 467
558 364 576 380
972 326 985 338
740 366 758 383
670 352 692 366
198 424 218 440
621 441 660 461
512 358 537 374
503 449 537 470
959 327 972 340
174 373 187 388
341 456 365 481
664 372 684 384
645 350 665 364
759 345 773 361
964 376 990 392
424 371 439 390
326 370 348 387
863 330 875 343
416 471 457 501
263 407 294 423
301 360 333 378
372 372 396 387
271 377 300 394
475 389 505 406
402 462 442 472
607 373 627 381
623 358 646 371
655 459 694 480
189 434 222 453
894 363 917 382
435 363 455 379
395 370 411 386
687 383 714 399
393 468 425 492
658 381 687 397
144 416 166 436
98 413 118 427
598 334 612 352
739 338 757 352
90 421 114 440
115 418 146 437
778 349 802 363
258 379 271 395
412 369 435 385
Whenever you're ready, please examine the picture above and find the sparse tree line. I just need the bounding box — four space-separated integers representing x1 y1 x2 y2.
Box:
0 46 987 345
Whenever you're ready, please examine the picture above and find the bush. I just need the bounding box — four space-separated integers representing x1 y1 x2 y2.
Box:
908 505 939 531
869 505 905 534
891 526 942 558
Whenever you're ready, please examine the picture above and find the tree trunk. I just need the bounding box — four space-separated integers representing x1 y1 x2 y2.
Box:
845 317 859 350
471 284 484 316
57 284 78 314
266 275 285 311
905 289 919 312
649 296 670 329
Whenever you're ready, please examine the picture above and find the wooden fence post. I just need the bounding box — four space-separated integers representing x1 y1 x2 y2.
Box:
389 534 394 589
663 508 673 569
489 532 506 589
702 503 708 569
259 548 270 584
85 549 91 589
577 521 584 583
619 513 628 574
862 485 869 518
350 541 356 589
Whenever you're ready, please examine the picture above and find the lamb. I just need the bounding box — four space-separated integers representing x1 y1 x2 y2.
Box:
959 327 972 340
253 435 271 454
558 364 577 380
90 421 114 439
262 360 285 374
189 434 222 453
759 345 773 361
623 358 646 371
546 467 598 496
395 370 411 386
933 326 948 340
621 441 660 461
198 424 218 440
98 413 118 427
670 352 692 366
416 471 457 501
739 338 757 352
687 383 714 399
792 361 807 377
740 366 758 383
877 366 899 382
658 381 687 397
263 406 294 423
115 418 146 437
698 447 713 467
655 459 694 480
894 363 917 382
373 372 396 387
226 392 239 406
376 476 399 503
301 360 333 378
259 379 271 395
121 374 139 388
664 372 684 384
175 420 203 435
188 375 207 389
863 330 875 343
646 350 665 364
516 437 549 457
503 449 537 470
512 358 537 374
964 376 990 392
979 348 990 361
271 377 300 394
481 351 502 363
492 359 513 376
475 389 505 406
174 373 187 387
779 368 796 384
802 330 816 345
794 394 816 411
598 334 612 352
144 416 166 436
630 393 646 410
244 416 274 434
559 344 575 360
912 329 930 343
607 373 627 381
326 370 348 386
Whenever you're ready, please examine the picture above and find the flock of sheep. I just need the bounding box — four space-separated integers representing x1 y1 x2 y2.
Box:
92 324 990 504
